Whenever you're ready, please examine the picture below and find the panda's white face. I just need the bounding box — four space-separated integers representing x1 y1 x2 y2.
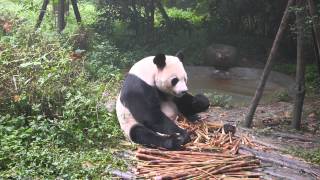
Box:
168 75 188 97
155 56 188 97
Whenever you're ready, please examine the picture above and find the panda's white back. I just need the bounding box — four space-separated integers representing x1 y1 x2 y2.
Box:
129 56 157 86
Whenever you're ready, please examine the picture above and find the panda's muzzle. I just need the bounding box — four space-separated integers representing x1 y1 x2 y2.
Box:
173 80 188 97
180 90 188 95
176 90 187 97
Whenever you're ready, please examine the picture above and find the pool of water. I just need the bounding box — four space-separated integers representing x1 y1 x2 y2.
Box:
186 66 295 106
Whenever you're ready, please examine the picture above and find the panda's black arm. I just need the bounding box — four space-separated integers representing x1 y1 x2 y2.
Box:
173 93 210 117
127 98 185 135
120 74 186 135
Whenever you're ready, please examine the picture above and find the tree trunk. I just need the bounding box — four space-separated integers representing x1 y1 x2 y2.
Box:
312 29 320 78
65 0 69 16
57 0 65 32
307 0 320 78
243 0 294 128
35 0 50 29
150 0 155 31
292 0 306 130
145 0 155 38
156 0 170 25
71 0 81 23
131 0 140 36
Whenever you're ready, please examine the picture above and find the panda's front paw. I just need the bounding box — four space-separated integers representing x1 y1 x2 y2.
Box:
192 94 210 112
186 114 201 122
162 133 190 150
178 131 191 145
162 137 182 150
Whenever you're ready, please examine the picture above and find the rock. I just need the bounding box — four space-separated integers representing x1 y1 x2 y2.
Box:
222 124 236 134
203 43 238 69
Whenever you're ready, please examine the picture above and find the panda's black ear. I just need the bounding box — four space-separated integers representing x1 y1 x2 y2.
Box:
175 51 184 62
153 54 166 69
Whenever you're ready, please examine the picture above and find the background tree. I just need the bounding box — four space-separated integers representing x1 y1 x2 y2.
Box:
292 0 307 129
244 0 295 128
36 0 81 32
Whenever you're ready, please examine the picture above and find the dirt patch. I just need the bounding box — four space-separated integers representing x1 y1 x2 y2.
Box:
201 100 320 179
204 101 320 137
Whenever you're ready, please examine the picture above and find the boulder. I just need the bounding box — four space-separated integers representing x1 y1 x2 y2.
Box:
203 43 238 69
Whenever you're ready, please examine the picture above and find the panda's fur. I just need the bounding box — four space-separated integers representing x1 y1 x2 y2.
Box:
116 53 210 150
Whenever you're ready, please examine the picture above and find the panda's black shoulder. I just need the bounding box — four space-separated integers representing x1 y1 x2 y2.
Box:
120 74 159 105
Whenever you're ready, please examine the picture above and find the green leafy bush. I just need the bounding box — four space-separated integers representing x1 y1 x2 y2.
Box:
273 90 291 102
274 64 320 94
204 92 232 108
0 114 126 178
0 2 129 178
87 36 137 69
273 64 296 75
290 148 320 165
154 7 204 27
166 7 204 25
305 65 320 93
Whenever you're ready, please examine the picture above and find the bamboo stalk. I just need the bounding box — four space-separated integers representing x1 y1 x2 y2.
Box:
210 160 260 174
136 153 169 161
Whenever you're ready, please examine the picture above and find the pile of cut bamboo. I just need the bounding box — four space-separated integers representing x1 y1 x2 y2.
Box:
177 116 267 153
135 116 264 179
135 148 261 179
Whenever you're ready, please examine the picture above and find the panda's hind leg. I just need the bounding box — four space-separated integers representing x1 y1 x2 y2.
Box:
129 124 185 150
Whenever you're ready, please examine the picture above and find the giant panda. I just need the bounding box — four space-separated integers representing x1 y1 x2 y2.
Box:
116 53 210 150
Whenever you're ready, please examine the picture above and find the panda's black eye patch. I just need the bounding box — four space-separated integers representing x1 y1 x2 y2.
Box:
171 78 179 86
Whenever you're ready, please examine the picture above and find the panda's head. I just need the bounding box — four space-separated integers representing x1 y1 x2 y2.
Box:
153 53 188 97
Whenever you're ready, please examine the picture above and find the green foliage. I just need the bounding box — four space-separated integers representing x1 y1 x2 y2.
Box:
0 0 41 22
273 64 296 75
87 36 137 69
157 7 204 26
204 92 232 108
273 90 291 102
274 64 320 94
0 1 130 178
64 1 98 34
0 115 126 179
95 1 209 65
289 148 320 165
108 22 208 65
0 0 98 35
305 65 320 93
